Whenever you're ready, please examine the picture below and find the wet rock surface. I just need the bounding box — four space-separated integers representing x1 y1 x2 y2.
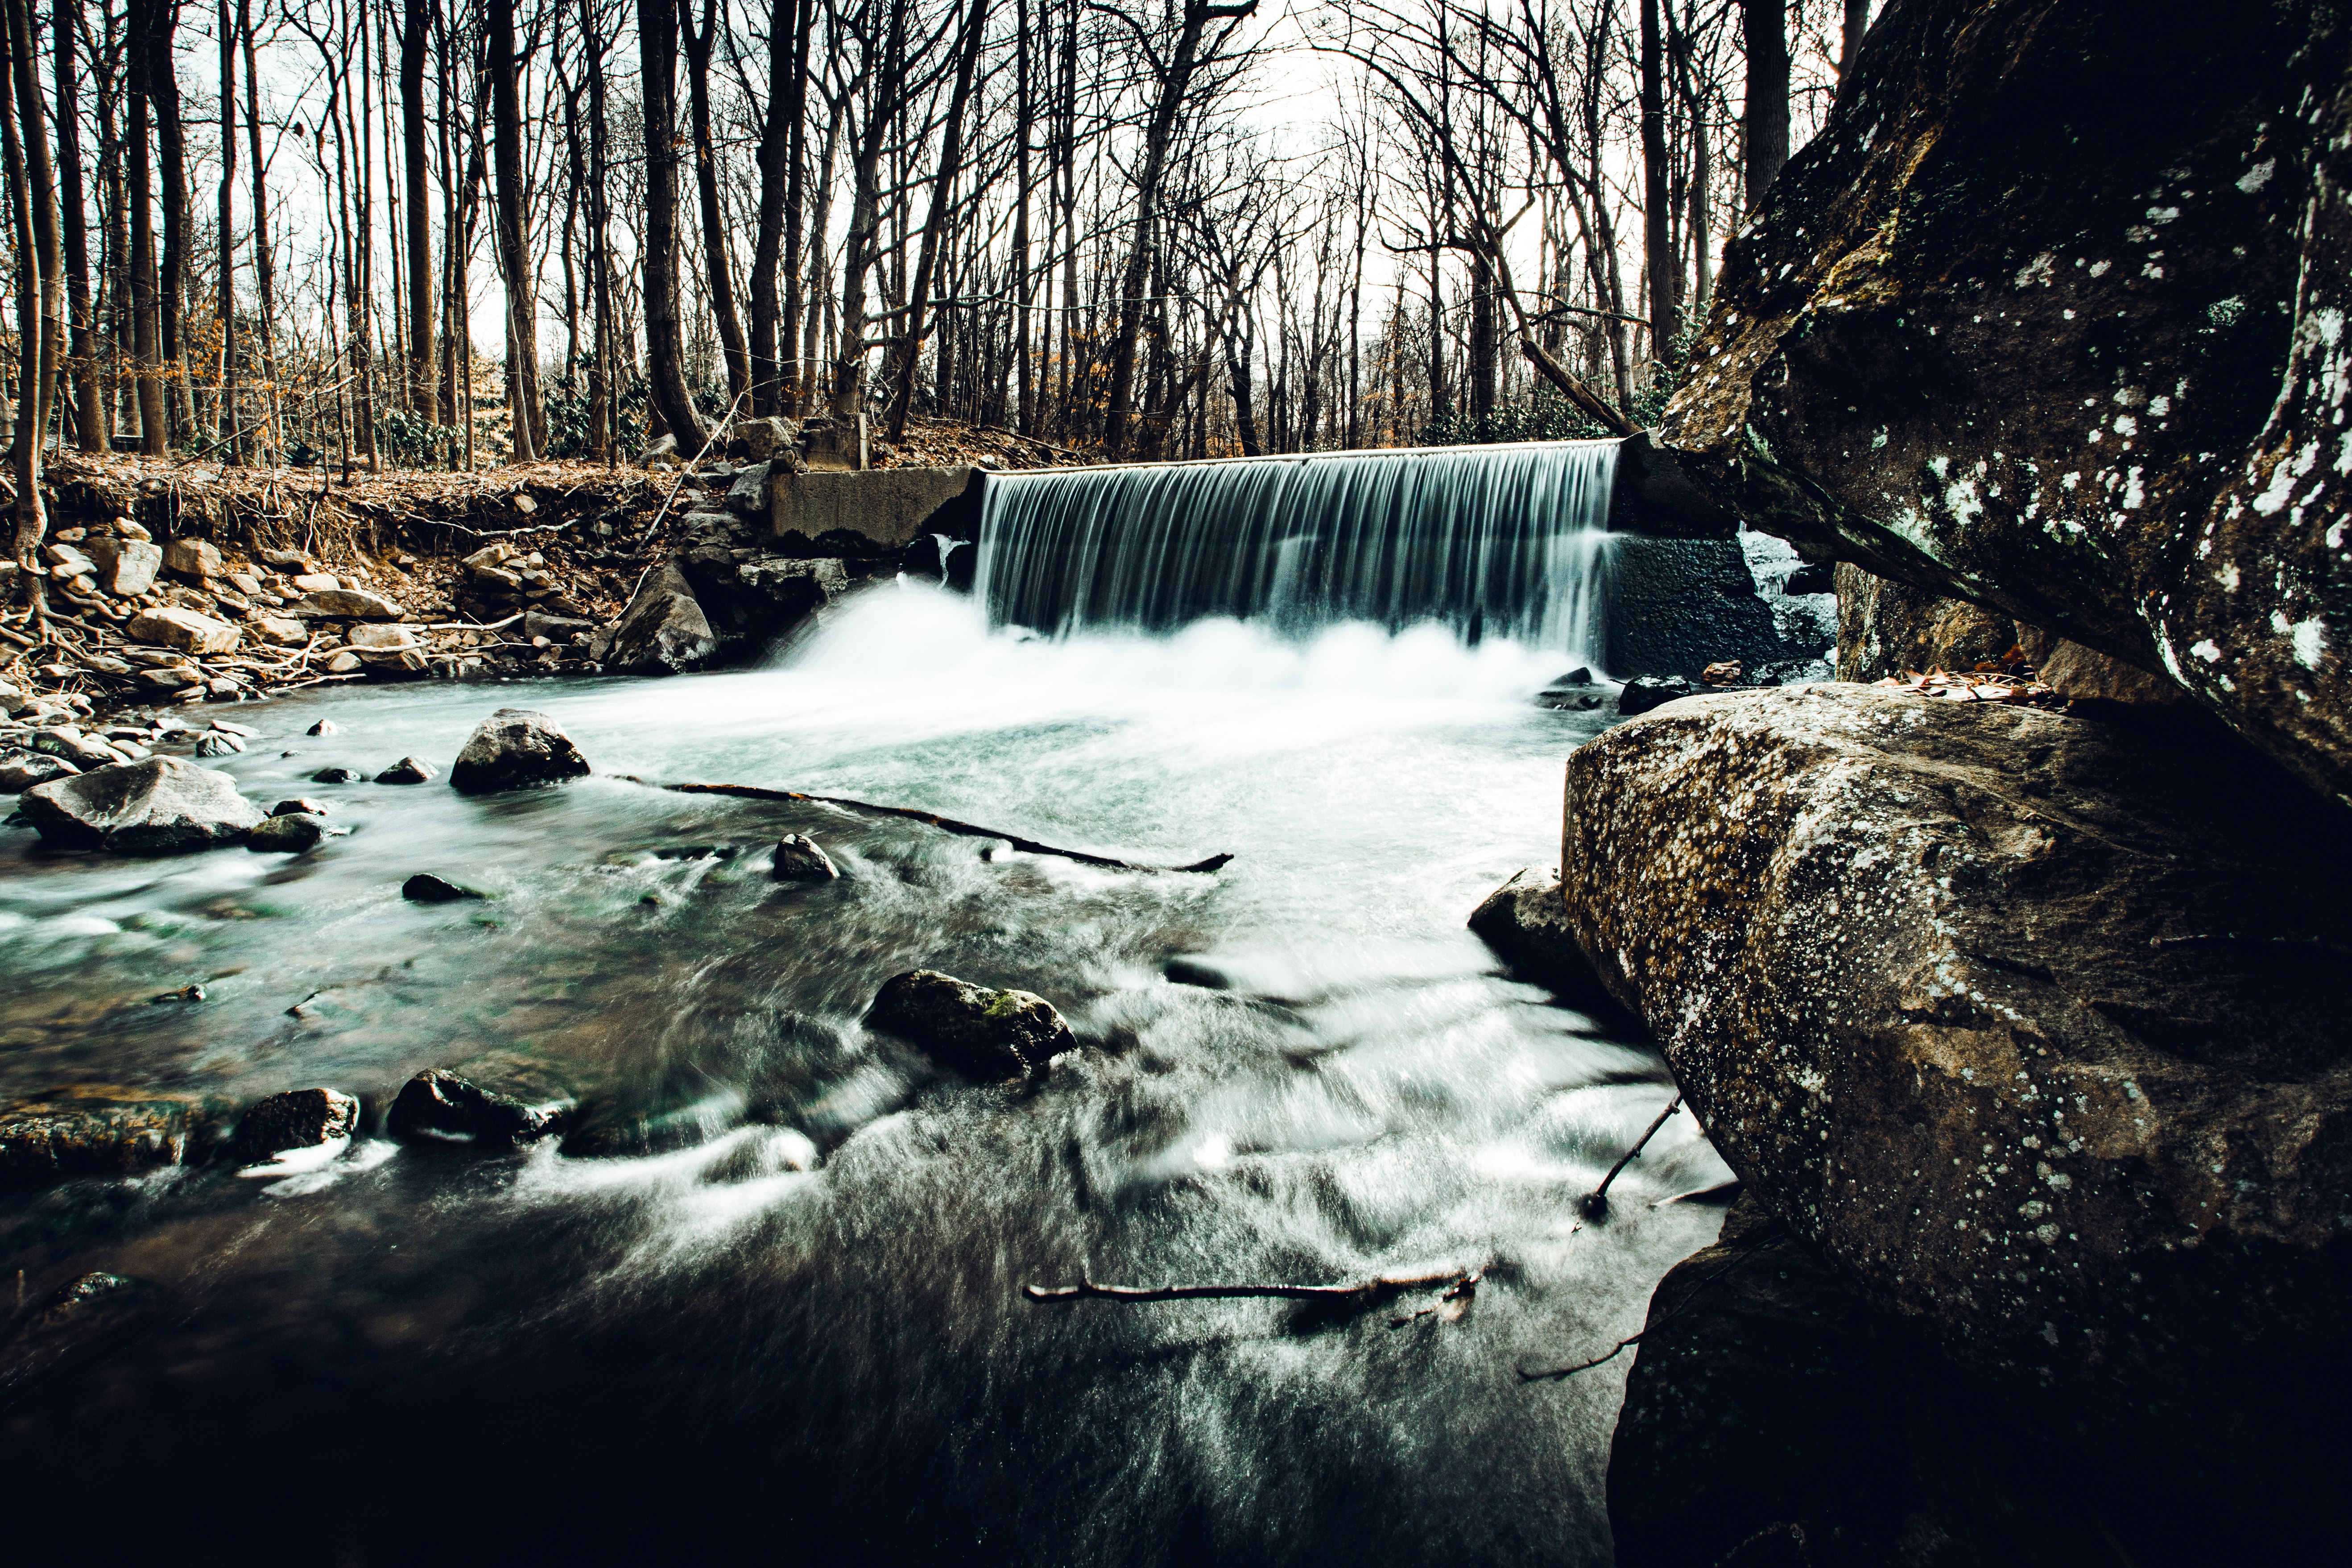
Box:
771 833 838 881
1465 868 1630 1025
246 812 330 853
0 1088 209 1187
375 756 436 785
1659 0 2352 802
227 1088 359 1166
865 969 1076 1081
385 1069 563 1147
1614 674 1693 716
18 756 265 853
401 873 485 903
1560 683 2352 1545
448 708 591 795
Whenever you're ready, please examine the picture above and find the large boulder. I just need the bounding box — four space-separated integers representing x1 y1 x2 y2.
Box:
448 707 591 794
605 562 717 674
18 756 265 852
227 1088 360 1167
865 969 1076 1081
1658 0 2352 805
1557 684 2352 1524
0 1088 210 1187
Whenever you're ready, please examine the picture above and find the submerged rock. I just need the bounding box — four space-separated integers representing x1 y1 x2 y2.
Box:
385 1069 562 1147
449 708 591 794
1615 674 1692 716
771 833 838 881
306 719 339 736
246 812 331 853
18 756 265 853
605 562 717 674
310 766 363 784
227 1088 359 1167
375 756 436 785
865 969 1076 1081
401 873 485 903
1556 683 2352 1517
0 1272 164 1391
1466 868 1634 1026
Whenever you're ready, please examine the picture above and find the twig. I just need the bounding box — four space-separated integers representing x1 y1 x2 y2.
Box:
1025 1262 1482 1305
631 778 1234 874
1517 1214 1775 1382
1578 1095 1682 1220
422 612 524 633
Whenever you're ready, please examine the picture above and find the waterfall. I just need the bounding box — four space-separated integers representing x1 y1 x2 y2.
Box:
973 440 1620 660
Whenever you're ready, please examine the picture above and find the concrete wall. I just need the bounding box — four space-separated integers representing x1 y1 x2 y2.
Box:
769 466 982 551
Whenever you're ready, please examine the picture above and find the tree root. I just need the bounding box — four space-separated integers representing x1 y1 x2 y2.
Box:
634 778 1233 873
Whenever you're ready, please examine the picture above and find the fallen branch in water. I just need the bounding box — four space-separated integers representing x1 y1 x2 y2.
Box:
1025 1262 1482 1306
1578 1094 1683 1220
632 779 1234 874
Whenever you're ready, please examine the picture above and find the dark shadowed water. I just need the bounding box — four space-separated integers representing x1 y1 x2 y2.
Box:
0 583 1726 1565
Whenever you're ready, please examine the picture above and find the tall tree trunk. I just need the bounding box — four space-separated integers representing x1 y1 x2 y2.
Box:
54 0 104 451
242 0 279 455
127 0 164 452
215 0 236 459
1638 0 1678 364
1102 0 1254 459
1010 0 1032 434
4 0 62 567
682 0 748 410
829 0 909 419
402 0 437 422
884 0 989 443
582 0 615 461
637 0 704 445
150 0 193 441
489 0 540 460
1740 0 1790 211
747 0 805 416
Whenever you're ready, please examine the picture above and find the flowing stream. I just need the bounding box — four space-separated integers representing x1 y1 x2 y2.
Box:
1 451 1728 1564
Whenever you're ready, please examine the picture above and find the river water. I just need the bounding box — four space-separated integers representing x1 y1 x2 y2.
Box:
0 583 1728 1564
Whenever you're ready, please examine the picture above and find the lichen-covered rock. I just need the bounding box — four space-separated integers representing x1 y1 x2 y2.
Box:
385 1068 562 1147
448 707 591 794
1558 683 2352 1504
605 562 717 674
18 756 265 852
227 1088 360 1166
1659 0 2352 804
865 969 1075 1081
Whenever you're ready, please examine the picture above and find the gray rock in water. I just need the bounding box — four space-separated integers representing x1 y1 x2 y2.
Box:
1616 674 1694 716
18 756 265 853
448 707 591 794
605 562 717 675
227 1087 359 1166
386 1068 560 1147
306 719 339 736
34 728 125 768
271 797 330 817
866 968 1076 1082
246 812 330 853
310 766 363 784
401 873 485 903
0 748 79 793
193 731 244 757
375 756 436 785
1467 867 1636 1026
771 833 838 881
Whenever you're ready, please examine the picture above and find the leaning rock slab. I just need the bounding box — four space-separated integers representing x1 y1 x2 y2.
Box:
605 562 716 674
1657 0 2352 803
19 756 265 852
127 606 240 655
1558 684 2352 1487
866 969 1075 1081
448 708 591 794
82 538 161 596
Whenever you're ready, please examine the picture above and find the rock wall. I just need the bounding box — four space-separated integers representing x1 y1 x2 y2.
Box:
1658 0 2352 805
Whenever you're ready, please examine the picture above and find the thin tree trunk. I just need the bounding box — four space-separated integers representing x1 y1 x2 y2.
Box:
1638 0 1678 363
150 0 194 441
402 0 438 422
884 0 989 443
4 0 62 568
54 0 104 451
1840 0 1868 79
1010 0 1032 434
127 0 164 452
748 0 804 416
489 0 539 460
215 0 236 459
242 0 279 456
